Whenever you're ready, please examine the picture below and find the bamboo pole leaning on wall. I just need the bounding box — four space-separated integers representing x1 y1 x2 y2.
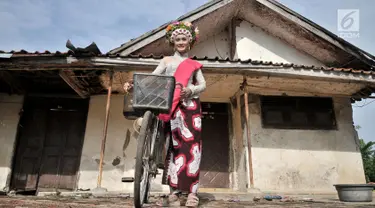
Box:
97 70 114 189
243 79 254 188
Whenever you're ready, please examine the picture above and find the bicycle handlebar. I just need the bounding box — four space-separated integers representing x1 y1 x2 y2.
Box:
175 82 183 89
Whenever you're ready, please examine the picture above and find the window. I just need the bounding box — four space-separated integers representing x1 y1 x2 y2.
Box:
260 96 337 130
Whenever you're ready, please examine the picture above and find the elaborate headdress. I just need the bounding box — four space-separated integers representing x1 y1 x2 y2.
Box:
165 21 199 46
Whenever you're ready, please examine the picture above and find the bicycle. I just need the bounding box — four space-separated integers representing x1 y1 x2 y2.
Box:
122 73 181 208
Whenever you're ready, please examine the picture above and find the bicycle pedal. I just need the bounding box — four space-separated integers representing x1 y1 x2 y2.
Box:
121 177 135 183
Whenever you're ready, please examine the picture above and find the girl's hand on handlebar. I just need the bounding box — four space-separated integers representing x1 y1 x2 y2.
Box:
181 87 192 98
123 80 134 93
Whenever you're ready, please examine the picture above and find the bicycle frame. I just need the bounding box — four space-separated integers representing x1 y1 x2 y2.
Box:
149 117 166 175
129 80 184 207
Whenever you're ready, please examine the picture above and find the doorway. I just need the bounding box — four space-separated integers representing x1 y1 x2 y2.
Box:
10 96 89 192
200 102 230 188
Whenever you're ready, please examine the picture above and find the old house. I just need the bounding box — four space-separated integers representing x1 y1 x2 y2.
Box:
1 0 375 195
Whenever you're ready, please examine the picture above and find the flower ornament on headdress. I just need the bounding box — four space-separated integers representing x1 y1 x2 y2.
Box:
165 21 199 46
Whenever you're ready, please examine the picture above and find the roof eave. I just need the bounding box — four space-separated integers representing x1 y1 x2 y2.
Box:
91 57 375 84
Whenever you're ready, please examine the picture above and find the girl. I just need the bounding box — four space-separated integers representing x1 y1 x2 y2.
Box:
124 21 206 207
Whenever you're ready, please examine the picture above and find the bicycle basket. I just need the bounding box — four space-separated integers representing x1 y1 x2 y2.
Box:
132 73 175 113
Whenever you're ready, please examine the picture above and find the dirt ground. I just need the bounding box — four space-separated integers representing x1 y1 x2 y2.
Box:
1 195 375 208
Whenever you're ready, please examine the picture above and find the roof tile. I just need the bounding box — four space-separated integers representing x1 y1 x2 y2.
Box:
1 50 374 76
117 53 375 75
0 49 71 57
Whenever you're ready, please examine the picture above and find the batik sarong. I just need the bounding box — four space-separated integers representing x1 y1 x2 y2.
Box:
159 58 203 193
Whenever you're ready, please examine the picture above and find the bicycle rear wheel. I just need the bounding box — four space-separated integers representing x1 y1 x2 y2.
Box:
134 111 154 208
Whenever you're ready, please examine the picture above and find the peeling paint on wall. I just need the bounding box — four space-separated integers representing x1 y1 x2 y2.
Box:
249 96 365 193
112 156 121 166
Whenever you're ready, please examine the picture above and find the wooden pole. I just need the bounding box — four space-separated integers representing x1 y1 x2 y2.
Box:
97 70 113 188
243 82 254 188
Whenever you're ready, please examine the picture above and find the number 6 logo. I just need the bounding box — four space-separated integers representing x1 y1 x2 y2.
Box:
337 9 359 32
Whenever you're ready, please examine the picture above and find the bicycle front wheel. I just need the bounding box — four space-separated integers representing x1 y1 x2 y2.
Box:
134 111 154 208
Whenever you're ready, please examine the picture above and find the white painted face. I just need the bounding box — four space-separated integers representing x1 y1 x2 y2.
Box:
173 34 190 53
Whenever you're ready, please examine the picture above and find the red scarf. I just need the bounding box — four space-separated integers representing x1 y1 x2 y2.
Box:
158 58 202 122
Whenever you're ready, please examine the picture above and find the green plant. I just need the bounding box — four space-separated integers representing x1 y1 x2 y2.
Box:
359 139 375 182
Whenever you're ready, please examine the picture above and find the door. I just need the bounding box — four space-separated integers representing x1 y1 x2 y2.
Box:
200 103 230 188
11 98 48 191
11 97 88 191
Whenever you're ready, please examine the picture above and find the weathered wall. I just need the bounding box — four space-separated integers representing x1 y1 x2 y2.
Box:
0 94 23 192
190 19 323 67
77 95 168 192
235 21 323 66
190 29 230 58
248 95 365 193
